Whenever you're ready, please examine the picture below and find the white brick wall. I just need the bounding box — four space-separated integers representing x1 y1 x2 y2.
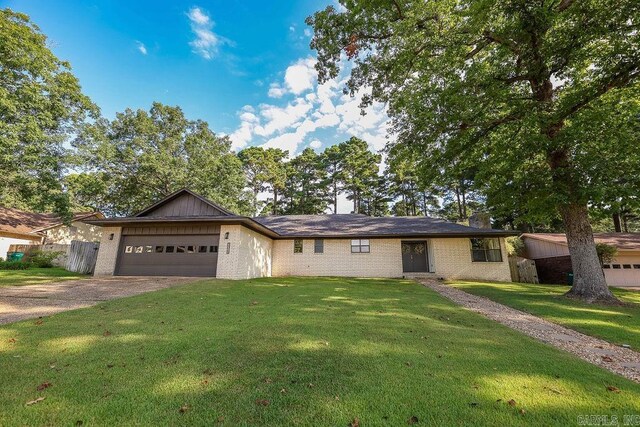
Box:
216 224 272 279
271 237 511 281
93 226 122 276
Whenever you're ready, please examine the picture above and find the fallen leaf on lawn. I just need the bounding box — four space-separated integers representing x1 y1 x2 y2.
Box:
408 415 419 424
280 388 287 394
250 301 259 306
508 399 516 406
601 356 614 362
216 416 225 423
36 382 52 391
103 330 112 337
8 338 16 343
405 362 412 367
255 399 270 406
202 379 209 385
263 377 273 384
308 383 314 388
26 397 45 406
520 409 526 415
34 320 43 326
335 396 340 400
349 417 360 427
606 385 621 393
179 404 190 413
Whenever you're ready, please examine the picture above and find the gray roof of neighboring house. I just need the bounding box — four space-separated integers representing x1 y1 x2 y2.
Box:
252 214 516 238
522 233 640 251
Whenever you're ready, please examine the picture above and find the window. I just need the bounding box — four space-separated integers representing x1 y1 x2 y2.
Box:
226 242 231 254
623 264 632 269
314 239 324 254
603 264 611 269
166 245 175 253
177 246 186 253
612 264 621 269
198 246 207 253
155 246 164 253
634 264 640 269
145 245 153 253
135 246 143 254
294 239 303 254
351 239 370 253
470 238 503 262
187 245 195 253
210 245 218 253
124 246 133 253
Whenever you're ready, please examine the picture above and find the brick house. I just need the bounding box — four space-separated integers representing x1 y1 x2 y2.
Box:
522 233 640 287
87 189 515 281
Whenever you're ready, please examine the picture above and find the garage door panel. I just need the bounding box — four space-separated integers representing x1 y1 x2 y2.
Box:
116 234 220 277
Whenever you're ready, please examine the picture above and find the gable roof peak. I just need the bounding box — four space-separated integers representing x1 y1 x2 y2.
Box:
134 188 236 217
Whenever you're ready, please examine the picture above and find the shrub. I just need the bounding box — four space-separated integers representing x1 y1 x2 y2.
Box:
24 250 63 268
0 260 31 270
596 243 617 266
506 236 526 257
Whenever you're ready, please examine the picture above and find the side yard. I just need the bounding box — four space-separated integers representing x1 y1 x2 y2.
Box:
0 268 85 287
1 277 639 426
448 281 640 350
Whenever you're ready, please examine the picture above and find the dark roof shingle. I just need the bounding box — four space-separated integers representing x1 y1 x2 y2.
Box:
252 214 515 238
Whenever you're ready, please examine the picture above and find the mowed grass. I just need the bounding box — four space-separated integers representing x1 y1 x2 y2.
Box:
449 281 640 349
0 267 85 287
1 277 639 426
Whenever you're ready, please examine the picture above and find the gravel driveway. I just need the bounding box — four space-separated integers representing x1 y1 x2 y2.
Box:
0 276 203 325
420 279 640 383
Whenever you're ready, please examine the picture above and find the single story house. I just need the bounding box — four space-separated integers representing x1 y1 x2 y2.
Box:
521 233 640 287
0 206 103 258
87 189 515 281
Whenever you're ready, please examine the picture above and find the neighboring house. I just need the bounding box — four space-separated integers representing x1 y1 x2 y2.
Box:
88 188 515 281
0 206 103 258
521 233 640 287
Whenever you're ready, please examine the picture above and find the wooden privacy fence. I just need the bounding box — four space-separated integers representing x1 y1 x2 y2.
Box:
8 240 100 274
508 256 539 284
66 241 100 274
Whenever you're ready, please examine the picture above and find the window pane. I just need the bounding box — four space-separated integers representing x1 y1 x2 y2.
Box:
471 249 486 262
294 239 303 253
487 249 502 262
199 246 207 253
166 246 175 253
187 245 195 253
314 239 324 253
155 246 164 253
361 245 370 253
177 246 186 253
351 239 360 246
470 238 483 250
612 264 621 269
351 245 360 253
603 264 611 269
623 264 632 269
360 239 369 246
135 246 143 254
210 246 218 253
124 246 133 253
633 264 640 269
145 245 153 253
486 238 500 249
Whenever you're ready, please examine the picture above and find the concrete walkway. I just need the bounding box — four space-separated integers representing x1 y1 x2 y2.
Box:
419 279 640 383
0 276 202 325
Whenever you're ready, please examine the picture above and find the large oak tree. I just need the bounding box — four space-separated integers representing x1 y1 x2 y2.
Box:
307 0 640 303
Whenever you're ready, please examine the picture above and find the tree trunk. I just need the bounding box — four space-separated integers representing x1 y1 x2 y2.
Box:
333 183 338 214
273 189 278 215
461 190 467 220
560 203 619 304
454 186 462 220
612 213 622 232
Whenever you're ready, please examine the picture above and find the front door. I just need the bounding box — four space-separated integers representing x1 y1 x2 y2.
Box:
401 241 429 273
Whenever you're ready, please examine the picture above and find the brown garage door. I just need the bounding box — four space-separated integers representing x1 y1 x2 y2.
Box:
115 234 220 276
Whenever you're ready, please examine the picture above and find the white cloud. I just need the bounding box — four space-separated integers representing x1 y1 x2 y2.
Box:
135 41 147 55
228 56 391 157
268 83 287 98
187 7 226 60
284 57 317 95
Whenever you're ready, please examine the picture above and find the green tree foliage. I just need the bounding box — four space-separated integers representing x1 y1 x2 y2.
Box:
0 8 97 216
338 137 381 214
238 146 288 215
281 148 331 214
71 103 250 216
320 144 345 214
307 0 640 302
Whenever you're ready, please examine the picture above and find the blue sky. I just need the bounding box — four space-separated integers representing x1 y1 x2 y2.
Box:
5 0 389 156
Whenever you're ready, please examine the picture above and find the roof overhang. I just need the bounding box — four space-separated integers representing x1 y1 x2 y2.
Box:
85 216 280 239
267 231 519 240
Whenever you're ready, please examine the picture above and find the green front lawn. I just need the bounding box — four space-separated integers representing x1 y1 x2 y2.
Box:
449 281 640 350
0 267 85 287
1 277 638 426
